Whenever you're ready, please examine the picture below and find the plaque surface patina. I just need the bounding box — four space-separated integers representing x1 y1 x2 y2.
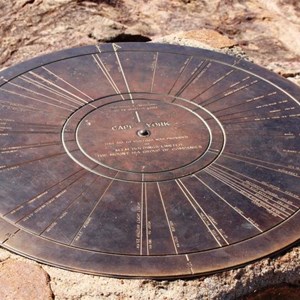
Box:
0 43 299 278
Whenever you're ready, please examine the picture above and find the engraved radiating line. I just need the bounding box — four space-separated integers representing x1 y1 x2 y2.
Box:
218 107 297 122
0 130 63 135
174 60 209 98
176 179 227 246
0 141 62 152
70 173 118 245
0 87 73 112
3 169 86 217
0 120 60 127
150 52 158 93
0 99 41 112
0 150 77 172
92 54 125 100
222 123 298 133
112 43 134 104
39 175 99 236
140 174 144 255
202 56 300 107
210 92 277 116
217 112 266 122
207 168 288 220
213 102 285 121
210 150 300 174
3 80 78 109
95 44 102 53
209 165 293 215
206 167 288 219
222 140 295 152
96 44 141 123
40 67 94 102
135 111 141 123
200 79 259 108
174 60 208 97
222 113 300 125
213 162 300 207
0 120 62 130
167 56 193 94
191 69 236 101
193 174 262 232
196 76 259 107
2 229 20 244
185 254 194 274
19 71 86 105
225 131 297 138
15 169 91 224
3 169 85 217
145 181 149 255
157 182 178 254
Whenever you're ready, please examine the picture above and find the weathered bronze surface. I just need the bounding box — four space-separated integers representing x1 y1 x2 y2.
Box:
0 43 299 278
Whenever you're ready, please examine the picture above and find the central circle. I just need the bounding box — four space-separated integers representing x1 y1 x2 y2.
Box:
76 99 211 173
137 129 151 137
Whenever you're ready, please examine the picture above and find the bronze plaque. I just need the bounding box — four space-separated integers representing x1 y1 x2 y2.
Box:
0 43 299 278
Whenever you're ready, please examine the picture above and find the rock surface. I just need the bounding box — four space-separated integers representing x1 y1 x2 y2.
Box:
1 0 300 75
0 1 299 299
0 246 299 300
0 259 53 300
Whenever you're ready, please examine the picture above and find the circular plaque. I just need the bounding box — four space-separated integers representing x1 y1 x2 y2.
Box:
0 43 299 278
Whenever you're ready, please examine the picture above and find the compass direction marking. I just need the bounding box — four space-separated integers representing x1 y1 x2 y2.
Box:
19 72 88 106
0 98 43 112
192 76 259 107
206 167 289 219
0 87 73 112
3 80 78 109
0 141 62 153
4 169 84 218
40 175 99 236
192 69 236 101
150 52 158 93
0 150 77 173
92 54 125 100
173 60 210 99
16 170 91 225
20 74 86 107
209 165 294 216
176 179 228 246
213 162 300 206
112 43 134 103
145 182 149 256
40 67 95 103
135 111 141 123
70 173 118 245
212 92 279 118
185 254 194 274
157 183 178 254
168 56 193 95
193 174 262 232
211 150 300 177
140 178 144 255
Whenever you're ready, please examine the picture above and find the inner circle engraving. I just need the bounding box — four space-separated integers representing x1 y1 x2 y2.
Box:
62 93 226 181
77 99 211 173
